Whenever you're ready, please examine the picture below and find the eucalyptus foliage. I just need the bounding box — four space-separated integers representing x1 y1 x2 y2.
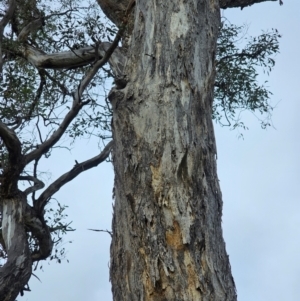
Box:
215 21 280 130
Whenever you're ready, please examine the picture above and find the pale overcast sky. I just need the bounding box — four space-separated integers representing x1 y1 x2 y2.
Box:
24 1 300 301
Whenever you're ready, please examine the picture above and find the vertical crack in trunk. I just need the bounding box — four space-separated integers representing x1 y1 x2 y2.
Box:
110 0 237 300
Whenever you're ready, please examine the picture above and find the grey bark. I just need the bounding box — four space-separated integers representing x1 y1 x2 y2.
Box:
0 195 32 301
109 0 237 300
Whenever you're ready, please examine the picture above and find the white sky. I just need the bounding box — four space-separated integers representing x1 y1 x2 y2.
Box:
24 1 300 300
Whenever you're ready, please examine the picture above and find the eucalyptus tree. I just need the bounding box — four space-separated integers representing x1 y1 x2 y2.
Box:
0 0 280 300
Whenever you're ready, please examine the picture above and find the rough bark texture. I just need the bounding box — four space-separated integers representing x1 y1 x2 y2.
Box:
0 194 32 301
109 0 237 300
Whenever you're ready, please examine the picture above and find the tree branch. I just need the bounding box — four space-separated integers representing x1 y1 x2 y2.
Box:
88 228 112 237
75 27 125 102
25 69 46 121
0 0 16 30
24 204 53 262
17 42 125 76
216 49 264 66
0 122 23 168
34 140 113 213
23 99 88 164
220 0 277 9
19 175 45 196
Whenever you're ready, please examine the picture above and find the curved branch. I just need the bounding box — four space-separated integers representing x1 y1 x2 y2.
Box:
19 175 45 196
0 123 24 194
24 99 87 164
24 204 53 262
34 140 113 213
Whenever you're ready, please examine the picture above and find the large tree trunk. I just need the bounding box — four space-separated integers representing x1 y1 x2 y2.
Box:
109 0 237 300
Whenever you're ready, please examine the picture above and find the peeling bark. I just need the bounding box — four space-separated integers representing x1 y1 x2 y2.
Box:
109 0 237 300
0 195 32 301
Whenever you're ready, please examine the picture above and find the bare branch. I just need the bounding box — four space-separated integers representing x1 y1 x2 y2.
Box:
75 26 125 103
24 99 88 164
88 228 112 237
220 0 277 9
31 156 40 202
19 175 45 196
34 140 113 213
99 42 125 77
